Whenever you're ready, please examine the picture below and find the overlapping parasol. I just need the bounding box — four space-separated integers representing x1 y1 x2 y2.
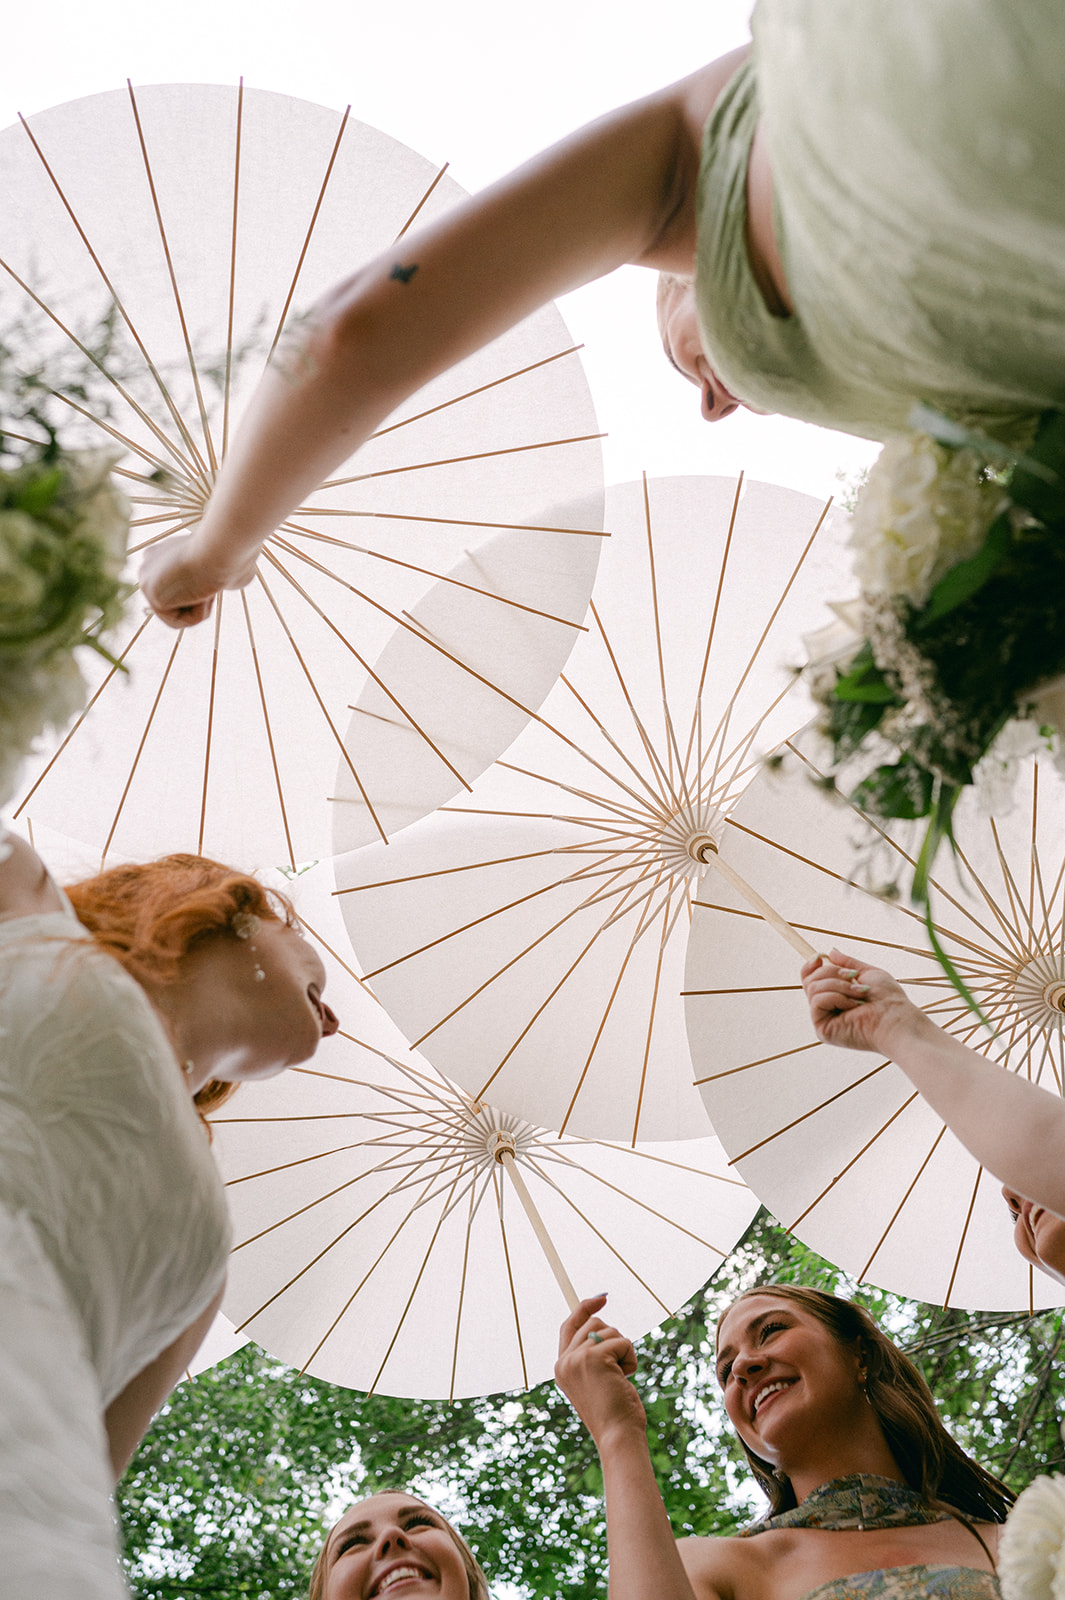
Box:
0 82 603 866
333 474 846 1142
684 730 1065 1311
211 864 759 1397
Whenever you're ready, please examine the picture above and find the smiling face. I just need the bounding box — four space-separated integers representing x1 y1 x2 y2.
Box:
714 1293 869 1471
1002 1186 1065 1286
319 1494 475 1600
656 274 744 422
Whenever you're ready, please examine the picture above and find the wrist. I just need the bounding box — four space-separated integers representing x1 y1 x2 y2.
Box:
596 1415 652 1463
876 998 941 1061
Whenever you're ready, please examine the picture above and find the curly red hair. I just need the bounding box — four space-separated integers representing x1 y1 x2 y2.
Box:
65 853 297 1117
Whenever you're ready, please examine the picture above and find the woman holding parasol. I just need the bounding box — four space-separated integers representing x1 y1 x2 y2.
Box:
556 1283 1010 1600
803 950 1065 1289
141 0 1065 630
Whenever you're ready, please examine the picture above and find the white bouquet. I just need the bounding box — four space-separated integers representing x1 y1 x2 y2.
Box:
0 440 131 807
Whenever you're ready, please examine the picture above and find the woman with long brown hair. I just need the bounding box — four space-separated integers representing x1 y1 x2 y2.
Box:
556 1282 1010 1600
0 833 338 1598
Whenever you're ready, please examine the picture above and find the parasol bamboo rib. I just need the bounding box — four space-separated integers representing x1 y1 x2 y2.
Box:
239 589 296 870
273 526 584 631
222 77 242 457
318 431 606 491
197 599 224 852
17 114 210 478
268 103 352 355
127 80 218 472
369 344 585 443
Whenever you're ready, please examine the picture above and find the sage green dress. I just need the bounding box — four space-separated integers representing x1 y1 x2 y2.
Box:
738 1475 1000 1600
695 2 1065 445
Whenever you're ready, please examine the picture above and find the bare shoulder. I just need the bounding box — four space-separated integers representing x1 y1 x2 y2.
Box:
0 833 66 919
678 1530 766 1600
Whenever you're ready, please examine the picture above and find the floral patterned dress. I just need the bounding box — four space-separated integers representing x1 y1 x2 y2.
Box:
738 1475 1000 1600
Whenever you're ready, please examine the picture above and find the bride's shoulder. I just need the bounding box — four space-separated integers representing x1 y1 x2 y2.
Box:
0 832 67 921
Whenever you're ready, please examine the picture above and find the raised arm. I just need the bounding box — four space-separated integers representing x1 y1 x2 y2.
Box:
803 949 1065 1218
555 1295 729 1600
140 51 747 627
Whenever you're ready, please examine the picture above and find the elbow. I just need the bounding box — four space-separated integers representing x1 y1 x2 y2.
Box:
294 266 413 412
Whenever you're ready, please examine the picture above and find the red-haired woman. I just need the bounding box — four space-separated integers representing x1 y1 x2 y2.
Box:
0 833 338 1598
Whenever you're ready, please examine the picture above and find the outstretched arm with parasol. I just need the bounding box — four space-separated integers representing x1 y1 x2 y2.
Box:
137 48 770 627
803 949 1065 1283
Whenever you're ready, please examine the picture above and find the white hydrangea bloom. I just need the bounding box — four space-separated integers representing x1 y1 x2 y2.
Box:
0 650 86 807
1000 1475 1065 1600
67 448 129 569
849 435 1005 605
0 447 130 807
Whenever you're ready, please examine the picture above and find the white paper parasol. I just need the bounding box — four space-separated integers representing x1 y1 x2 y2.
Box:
333 475 845 1142
0 83 603 866
684 732 1065 1311
211 863 758 1397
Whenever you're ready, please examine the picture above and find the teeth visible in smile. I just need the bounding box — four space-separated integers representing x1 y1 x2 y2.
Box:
375 1568 425 1594
753 1380 792 1415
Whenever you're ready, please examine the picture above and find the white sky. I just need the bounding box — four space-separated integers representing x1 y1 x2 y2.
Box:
0 0 879 502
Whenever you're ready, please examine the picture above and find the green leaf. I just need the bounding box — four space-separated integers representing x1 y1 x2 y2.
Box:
1010 409 1065 521
915 513 1012 627
12 465 64 516
834 679 899 705
908 403 1057 482
851 759 935 820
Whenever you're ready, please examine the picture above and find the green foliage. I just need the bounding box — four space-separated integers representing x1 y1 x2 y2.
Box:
118 1212 1065 1600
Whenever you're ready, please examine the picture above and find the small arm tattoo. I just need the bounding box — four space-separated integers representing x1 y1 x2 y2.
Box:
390 262 419 284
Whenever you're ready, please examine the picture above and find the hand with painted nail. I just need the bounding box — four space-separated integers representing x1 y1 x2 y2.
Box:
555 1294 644 1449
800 948 922 1054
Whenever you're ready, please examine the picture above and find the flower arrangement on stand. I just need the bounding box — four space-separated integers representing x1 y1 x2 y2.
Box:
0 325 131 812
804 407 1065 1006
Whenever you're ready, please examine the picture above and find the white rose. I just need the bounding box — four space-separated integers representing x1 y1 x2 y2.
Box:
1000 1475 1065 1600
849 435 1005 606
66 449 129 572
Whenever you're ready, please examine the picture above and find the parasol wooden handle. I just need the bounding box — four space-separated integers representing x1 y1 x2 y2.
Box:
496 1145 580 1312
696 843 817 960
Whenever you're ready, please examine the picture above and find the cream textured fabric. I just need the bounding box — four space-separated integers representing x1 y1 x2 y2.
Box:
695 1 1065 445
0 901 230 1594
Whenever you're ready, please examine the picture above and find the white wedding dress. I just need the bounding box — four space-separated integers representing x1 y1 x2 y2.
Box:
0 899 231 1598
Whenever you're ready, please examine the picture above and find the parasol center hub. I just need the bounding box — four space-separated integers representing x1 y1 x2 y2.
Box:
1012 953 1065 1032
1046 982 1065 1014
490 1131 517 1163
653 808 725 882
